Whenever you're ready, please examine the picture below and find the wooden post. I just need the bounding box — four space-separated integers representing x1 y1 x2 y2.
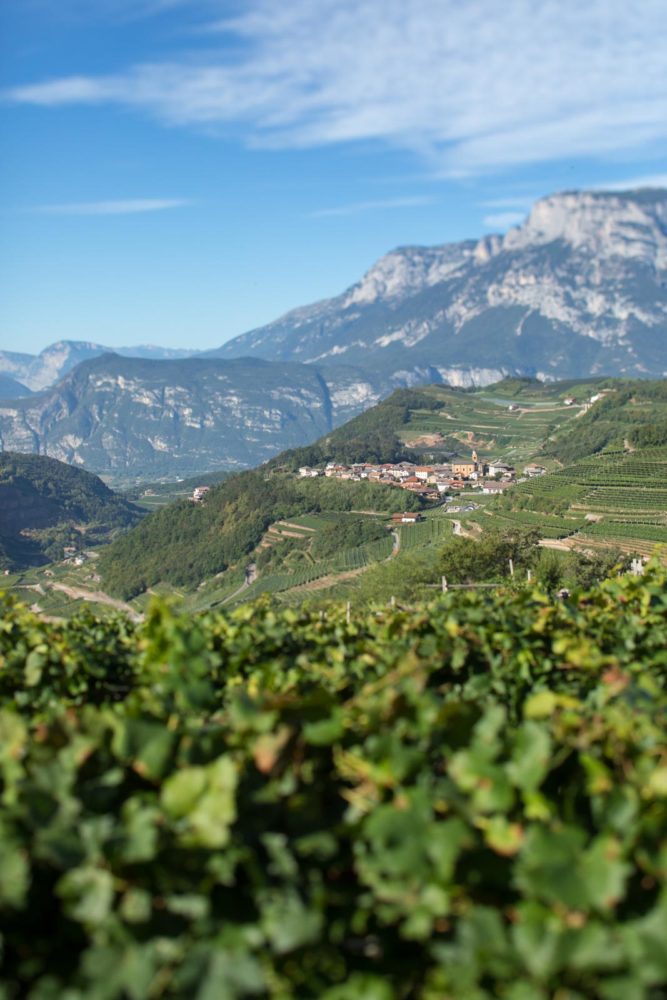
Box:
346 601 351 624
442 576 448 592
509 558 515 577
527 569 532 582
390 595 396 608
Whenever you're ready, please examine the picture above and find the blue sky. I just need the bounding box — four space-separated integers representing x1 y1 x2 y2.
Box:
2 0 667 356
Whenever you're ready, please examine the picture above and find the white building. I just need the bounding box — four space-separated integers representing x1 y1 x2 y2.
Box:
488 461 514 477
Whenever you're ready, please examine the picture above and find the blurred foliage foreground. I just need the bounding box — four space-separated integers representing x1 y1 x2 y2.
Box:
0 568 666 1000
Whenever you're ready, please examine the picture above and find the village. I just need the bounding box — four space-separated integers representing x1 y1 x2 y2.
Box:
295 451 546 501
189 452 547 508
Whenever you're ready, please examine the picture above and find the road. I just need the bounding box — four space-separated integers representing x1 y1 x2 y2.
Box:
49 583 143 621
220 563 257 605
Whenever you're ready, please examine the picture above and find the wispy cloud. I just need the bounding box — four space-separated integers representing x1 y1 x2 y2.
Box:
482 211 526 230
31 198 193 215
593 173 667 191
6 0 667 176
481 196 535 211
309 196 434 218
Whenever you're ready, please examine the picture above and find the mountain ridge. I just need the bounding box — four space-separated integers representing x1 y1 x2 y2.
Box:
0 353 386 479
211 188 667 385
0 340 197 392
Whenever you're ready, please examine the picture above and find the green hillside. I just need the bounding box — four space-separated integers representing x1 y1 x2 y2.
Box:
1 567 666 997
99 472 424 600
280 377 596 470
0 451 141 568
465 382 667 558
545 380 667 464
91 376 667 610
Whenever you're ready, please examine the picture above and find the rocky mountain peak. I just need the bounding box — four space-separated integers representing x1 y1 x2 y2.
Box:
342 241 476 308
501 189 667 266
334 190 667 313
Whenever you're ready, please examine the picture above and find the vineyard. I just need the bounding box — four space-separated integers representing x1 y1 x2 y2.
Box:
470 508 587 540
1 568 666 998
398 516 453 550
236 516 454 603
494 446 667 553
232 534 396 602
398 383 581 466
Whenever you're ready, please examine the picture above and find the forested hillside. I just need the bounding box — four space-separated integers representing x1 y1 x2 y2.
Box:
0 451 140 568
1 567 666 997
277 387 457 469
545 380 667 464
100 472 422 598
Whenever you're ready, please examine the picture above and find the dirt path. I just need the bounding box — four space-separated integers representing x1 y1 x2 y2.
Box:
282 567 368 594
49 583 143 621
276 521 316 532
516 405 575 414
220 563 257 605
538 538 574 551
267 528 308 539
452 519 480 539
391 530 400 556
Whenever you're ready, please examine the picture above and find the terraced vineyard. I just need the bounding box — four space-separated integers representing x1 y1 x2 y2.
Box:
471 508 587 540
231 533 395 602
399 516 453 550
399 385 581 466
488 446 667 555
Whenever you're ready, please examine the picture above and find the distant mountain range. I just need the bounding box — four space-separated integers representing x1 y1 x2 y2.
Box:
1 188 666 477
0 354 383 479
0 341 195 393
212 189 667 385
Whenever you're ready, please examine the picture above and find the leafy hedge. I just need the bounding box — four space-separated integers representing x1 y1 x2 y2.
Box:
1 568 666 998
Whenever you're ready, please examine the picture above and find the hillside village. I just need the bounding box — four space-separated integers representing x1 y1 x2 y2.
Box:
187 451 546 508
294 451 545 501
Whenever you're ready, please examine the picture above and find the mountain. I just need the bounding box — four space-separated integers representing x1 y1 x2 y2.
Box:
0 451 140 568
212 189 667 385
4 188 666 478
0 340 196 392
0 354 383 479
0 374 31 399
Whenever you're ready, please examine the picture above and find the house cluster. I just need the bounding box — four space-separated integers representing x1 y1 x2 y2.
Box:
191 486 211 503
565 390 609 410
298 451 546 500
62 545 87 566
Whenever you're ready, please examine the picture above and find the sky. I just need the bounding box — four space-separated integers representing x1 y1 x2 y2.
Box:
2 0 667 356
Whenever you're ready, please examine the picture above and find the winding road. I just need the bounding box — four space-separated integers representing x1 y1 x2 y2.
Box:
220 563 257 605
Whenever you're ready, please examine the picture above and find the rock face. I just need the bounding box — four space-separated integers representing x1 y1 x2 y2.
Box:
0 341 196 392
213 189 667 384
0 354 383 478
